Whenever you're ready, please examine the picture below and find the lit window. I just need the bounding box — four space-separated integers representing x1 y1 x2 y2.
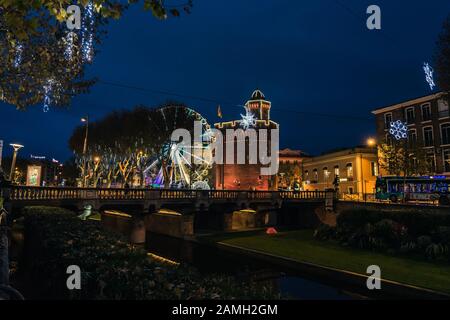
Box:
323 167 330 180
334 165 339 177
371 162 378 176
346 163 353 178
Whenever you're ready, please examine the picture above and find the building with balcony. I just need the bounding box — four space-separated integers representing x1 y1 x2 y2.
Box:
372 92 450 176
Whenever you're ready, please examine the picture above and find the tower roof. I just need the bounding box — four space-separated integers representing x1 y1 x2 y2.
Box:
249 89 265 100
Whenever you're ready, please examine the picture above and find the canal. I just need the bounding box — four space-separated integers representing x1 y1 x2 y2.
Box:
145 232 365 300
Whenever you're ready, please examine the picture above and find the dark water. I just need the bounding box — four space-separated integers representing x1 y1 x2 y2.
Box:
145 233 363 300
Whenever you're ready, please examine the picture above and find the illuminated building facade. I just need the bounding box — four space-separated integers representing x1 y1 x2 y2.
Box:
275 149 310 190
302 147 378 200
214 90 279 190
372 92 450 176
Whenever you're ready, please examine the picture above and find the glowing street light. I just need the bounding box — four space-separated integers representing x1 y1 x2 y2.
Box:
367 138 376 147
9 143 24 182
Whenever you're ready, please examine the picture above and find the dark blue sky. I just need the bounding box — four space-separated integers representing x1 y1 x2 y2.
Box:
1 0 449 161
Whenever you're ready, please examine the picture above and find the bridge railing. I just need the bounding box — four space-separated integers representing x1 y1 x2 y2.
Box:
279 190 328 199
9 186 332 202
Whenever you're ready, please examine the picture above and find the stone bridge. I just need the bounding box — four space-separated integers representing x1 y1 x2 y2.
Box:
3 186 335 240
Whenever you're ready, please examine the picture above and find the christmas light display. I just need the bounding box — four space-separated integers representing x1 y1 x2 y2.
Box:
14 43 23 68
64 31 77 61
240 111 257 130
423 62 436 91
145 106 212 188
389 120 408 140
42 79 60 113
81 2 94 63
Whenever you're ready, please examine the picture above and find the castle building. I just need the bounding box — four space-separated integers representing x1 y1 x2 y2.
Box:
214 90 279 190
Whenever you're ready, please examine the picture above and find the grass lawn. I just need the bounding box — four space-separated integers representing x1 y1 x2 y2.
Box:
205 230 450 295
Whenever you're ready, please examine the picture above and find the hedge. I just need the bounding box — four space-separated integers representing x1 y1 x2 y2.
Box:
314 209 450 261
22 206 279 300
336 209 450 237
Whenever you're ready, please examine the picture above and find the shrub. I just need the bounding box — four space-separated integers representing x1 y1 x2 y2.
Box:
320 208 450 260
22 206 279 300
313 224 336 241
425 243 448 260
337 209 450 237
417 235 433 250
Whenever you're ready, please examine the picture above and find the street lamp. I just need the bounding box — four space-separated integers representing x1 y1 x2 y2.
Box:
367 138 376 148
81 116 89 187
9 143 24 183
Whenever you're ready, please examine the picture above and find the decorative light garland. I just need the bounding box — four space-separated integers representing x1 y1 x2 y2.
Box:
42 79 60 113
423 62 436 91
389 120 408 140
81 2 95 63
64 31 77 61
14 42 23 68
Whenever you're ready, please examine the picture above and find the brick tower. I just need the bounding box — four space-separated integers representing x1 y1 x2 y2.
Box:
214 89 279 190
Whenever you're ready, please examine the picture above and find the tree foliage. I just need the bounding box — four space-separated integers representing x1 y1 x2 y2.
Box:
68 103 207 187
0 1 193 110
379 139 432 177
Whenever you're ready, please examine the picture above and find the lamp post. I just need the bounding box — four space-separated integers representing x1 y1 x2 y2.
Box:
81 116 89 187
363 138 378 202
9 144 24 183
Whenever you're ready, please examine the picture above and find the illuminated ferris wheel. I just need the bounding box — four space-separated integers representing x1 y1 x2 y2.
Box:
144 105 213 189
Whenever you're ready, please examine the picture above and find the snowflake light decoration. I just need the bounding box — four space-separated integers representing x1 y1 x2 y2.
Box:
389 120 408 140
423 62 436 91
240 111 257 130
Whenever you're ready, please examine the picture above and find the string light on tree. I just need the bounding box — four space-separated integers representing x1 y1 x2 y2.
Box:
64 31 77 61
14 42 23 68
240 111 257 130
423 62 436 91
42 79 60 113
389 120 408 140
81 2 95 63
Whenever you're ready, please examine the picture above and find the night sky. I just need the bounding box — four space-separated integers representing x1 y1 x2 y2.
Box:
1 0 449 161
